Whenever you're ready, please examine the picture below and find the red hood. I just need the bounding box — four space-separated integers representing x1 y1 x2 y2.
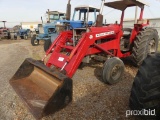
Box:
89 24 121 34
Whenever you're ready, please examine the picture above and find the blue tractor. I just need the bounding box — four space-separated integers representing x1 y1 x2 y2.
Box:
18 29 31 40
31 0 100 52
31 11 65 48
43 5 100 51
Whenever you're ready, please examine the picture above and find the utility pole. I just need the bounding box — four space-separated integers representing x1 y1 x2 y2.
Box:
100 0 105 15
134 6 138 23
47 9 50 22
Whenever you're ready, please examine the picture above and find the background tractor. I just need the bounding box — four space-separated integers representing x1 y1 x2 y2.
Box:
42 0 100 52
129 53 160 119
31 10 66 48
18 28 32 40
9 0 159 119
0 21 11 39
44 5 100 51
0 27 10 39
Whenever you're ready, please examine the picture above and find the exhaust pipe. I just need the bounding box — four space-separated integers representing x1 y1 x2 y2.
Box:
66 0 71 20
96 0 105 27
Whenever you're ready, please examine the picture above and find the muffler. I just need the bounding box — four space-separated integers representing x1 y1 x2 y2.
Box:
9 58 72 119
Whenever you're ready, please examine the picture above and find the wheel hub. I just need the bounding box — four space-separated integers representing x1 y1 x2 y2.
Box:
149 39 156 53
111 65 121 81
34 40 39 45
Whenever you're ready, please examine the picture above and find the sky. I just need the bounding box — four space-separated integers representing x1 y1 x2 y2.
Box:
0 0 160 27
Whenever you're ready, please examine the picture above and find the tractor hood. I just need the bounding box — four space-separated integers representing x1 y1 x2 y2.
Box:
90 24 121 34
43 22 56 29
42 22 56 36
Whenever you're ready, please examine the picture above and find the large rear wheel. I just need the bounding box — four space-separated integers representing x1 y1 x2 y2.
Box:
129 53 160 119
102 57 124 84
132 28 158 66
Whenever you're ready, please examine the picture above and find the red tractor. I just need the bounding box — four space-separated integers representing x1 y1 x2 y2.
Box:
0 21 11 39
0 28 10 39
10 0 159 119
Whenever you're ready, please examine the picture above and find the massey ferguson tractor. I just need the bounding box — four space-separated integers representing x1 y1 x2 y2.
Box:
9 0 159 119
129 53 160 119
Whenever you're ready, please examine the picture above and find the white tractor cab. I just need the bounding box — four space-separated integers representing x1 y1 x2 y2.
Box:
46 10 66 23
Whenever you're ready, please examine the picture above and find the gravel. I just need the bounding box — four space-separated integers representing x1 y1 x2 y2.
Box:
0 39 141 120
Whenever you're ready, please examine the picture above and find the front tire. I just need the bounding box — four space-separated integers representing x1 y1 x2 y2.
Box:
132 28 158 66
24 35 28 40
20 36 23 39
102 57 124 84
129 53 160 119
44 39 51 52
14 35 17 40
31 35 39 46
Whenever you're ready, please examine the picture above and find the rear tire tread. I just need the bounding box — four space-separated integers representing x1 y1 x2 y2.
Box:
129 53 160 119
132 28 159 66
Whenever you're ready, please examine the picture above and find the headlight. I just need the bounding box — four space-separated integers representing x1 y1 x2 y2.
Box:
56 22 60 25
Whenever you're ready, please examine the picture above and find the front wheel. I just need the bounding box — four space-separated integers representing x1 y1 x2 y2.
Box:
44 39 51 52
24 35 28 40
14 35 17 40
101 57 124 84
20 36 23 39
31 35 39 46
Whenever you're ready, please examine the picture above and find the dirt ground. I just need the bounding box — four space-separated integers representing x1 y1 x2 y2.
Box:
0 39 140 120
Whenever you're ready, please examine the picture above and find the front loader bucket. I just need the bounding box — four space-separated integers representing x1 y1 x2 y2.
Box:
9 58 72 119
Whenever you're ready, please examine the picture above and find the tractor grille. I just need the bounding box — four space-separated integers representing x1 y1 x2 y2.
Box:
48 28 55 34
3 30 7 32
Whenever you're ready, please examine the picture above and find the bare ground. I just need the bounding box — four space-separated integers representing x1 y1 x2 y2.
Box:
0 39 140 120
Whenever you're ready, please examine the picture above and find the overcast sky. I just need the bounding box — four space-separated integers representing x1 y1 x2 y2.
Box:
0 0 160 27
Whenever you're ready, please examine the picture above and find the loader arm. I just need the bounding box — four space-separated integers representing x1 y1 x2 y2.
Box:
46 32 90 78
